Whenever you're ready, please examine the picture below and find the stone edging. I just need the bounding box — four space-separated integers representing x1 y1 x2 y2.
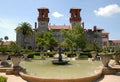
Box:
19 69 102 82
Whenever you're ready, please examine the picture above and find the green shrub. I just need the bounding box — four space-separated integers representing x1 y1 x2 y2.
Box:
34 52 40 56
0 76 7 82
65 52 76 57
27 52 34 58
81 52 92 58
34 55 40 59
80 55 88 58
45 52 56 57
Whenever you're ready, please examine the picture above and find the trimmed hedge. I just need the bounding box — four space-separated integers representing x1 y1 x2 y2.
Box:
80 55 88 58
80 52 92 58
0 76 7 82
45 52 56 57
27 52 35 58
65 52 76 57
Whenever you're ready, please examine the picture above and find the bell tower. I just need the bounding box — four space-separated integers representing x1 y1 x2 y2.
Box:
70 8 82 27
37 8 49 32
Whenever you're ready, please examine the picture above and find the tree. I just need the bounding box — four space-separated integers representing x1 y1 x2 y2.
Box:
0 38 3 42
4 36 9 42
62 23 86 51
36 31 58 51
16 22 33 48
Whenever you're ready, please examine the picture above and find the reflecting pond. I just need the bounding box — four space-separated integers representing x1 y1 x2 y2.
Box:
20 59 102 79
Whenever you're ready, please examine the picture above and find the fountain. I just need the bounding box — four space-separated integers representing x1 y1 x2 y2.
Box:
52 47 69 65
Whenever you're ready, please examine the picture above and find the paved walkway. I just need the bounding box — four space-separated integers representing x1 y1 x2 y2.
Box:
0 72 120 82
95 60 120 82
0 73 27 82
95 72 120 82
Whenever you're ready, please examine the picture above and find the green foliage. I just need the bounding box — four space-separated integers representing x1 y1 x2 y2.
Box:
0 42 6 53
114 46 120 53
80 55 88 58
4 36 9 41
16 22 33 48
36 31 58 51
16 22 33 35
65 51 76 57
27 52 34 58
9 42 22 55
45 51 56 57
34 55 40 59
86 41 100 52
81 52 92 58
62 23 86 51
0 38 3 42
0 76 7 82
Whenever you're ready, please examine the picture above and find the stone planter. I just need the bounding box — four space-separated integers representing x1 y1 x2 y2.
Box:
23 53 28 60
11 55 22 68
99 53 112 67
0 53 9 67
40 52 45 60
0 55 8 62
114 53 120 65
76 52 81 56
91 51 97 61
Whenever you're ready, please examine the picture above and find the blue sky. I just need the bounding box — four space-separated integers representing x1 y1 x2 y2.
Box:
0 0 120 41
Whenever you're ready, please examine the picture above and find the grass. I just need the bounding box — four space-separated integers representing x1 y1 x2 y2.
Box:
34 55 40 59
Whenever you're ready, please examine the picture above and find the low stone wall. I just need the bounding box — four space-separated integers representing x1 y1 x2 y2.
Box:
102 67 120 75
19 70 102 82
0 68 12 72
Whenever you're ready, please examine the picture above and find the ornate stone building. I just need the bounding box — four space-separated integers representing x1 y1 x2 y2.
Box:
16 7 109 49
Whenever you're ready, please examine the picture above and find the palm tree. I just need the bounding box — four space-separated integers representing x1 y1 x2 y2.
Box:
0 38 3 42
4 36 9 42
16 22 33 48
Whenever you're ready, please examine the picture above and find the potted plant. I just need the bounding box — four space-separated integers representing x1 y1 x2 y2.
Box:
9 42 23 68
0 42 9 67
22 48 29 60
90 51 97 61
75 50 82 59
98 48 113 67
114 47 120 65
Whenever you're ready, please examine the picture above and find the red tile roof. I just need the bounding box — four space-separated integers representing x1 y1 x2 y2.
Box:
102 32 109 35
109 40 120 43
48 25 71 30
0 42 11 46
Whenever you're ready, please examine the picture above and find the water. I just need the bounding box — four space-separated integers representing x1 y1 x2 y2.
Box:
20 59 102 79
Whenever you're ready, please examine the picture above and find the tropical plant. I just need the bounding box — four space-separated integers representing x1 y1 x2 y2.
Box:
0 38 3 42
16 22 33 48
4 36 9 42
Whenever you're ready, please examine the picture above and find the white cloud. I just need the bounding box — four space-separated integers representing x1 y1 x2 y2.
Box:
52 12 64 18
94 4 120 17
